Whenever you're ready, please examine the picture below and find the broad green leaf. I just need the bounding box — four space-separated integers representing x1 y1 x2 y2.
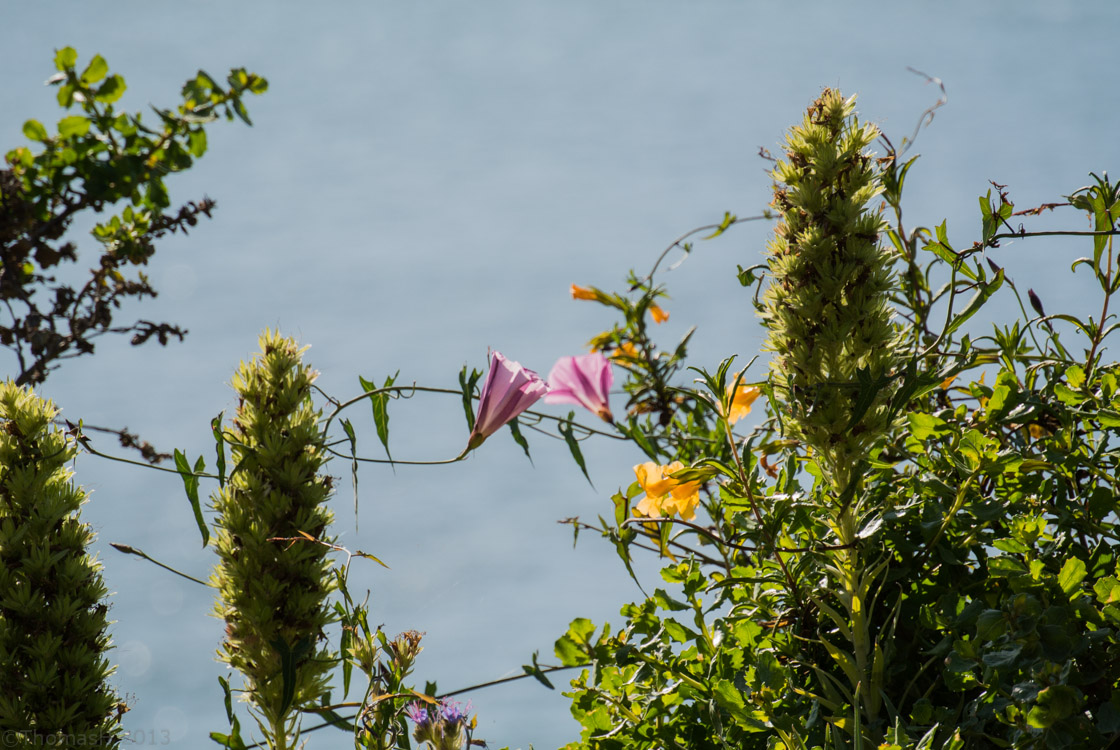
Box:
555 618 595 666
981 644 1021 669
1058 557 1087 598
54 46 78 71
1054 383 1086 405
96 74 126 103
21 119 48 142
907 412 948 441
975 609 1006 642
1065 364 1086 389
80 54 108 84
988 556 1028 578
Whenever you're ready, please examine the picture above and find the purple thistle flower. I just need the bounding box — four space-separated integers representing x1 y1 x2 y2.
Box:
544 352 614 423
466 351 548 451
438 698 472 725
405 701 432 727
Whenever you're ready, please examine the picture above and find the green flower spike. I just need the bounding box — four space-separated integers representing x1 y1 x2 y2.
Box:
760 88 899 495
211 331 336 750
0 382 123 748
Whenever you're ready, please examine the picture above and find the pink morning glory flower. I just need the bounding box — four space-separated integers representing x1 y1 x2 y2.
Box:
466 351 549 451
544 352 614 423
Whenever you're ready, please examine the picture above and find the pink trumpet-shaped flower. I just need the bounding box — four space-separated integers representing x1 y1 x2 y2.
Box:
544 352 614 423
466 351 549 452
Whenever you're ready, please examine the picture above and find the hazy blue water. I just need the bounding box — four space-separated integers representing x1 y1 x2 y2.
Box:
1 2 1118 748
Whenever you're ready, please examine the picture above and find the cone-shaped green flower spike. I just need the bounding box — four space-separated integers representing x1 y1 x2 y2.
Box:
760 90 898 493
211 331 336 749
0 382 123 748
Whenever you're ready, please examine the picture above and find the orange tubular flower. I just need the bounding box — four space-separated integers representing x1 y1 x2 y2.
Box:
570 284 598 301
648 303 669 324
611 341 640 361
726 383 762 425
633 461 701 521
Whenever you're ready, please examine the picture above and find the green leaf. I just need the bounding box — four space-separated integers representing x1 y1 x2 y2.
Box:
555 618 595 666
54 46 78 71
507 416 532 462
211 412 226 488
340 418 359 523
95 74 126 103
459 365 482 431
907 412 948 441
188 128 208 158
271 637 312 716
1055 383 1086 405
218 676 235 724
559 413 592 486
1065 364 1086 389
713 679 768 731
174 449 209 547
623 418 658 460
521 651 555 689
80 54 108 84
944 270 1004 339
1058 557 1087 598
981 644 1021 669
702 211 736 239
975 609 1006 642
21 119 48 142
360 372 396 463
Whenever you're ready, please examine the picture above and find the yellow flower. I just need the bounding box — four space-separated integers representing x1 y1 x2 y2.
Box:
570 284 598 301
726 383 762 425
633 461 701 521
649 303 669 324
611 341 640 361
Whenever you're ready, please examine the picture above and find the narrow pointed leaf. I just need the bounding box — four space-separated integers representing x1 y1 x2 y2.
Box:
174 448 209 547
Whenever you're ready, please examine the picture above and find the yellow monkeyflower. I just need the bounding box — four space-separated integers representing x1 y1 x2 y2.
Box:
726 383 762 425
633 461 701 521
649 303 670 324
570 284 598 301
